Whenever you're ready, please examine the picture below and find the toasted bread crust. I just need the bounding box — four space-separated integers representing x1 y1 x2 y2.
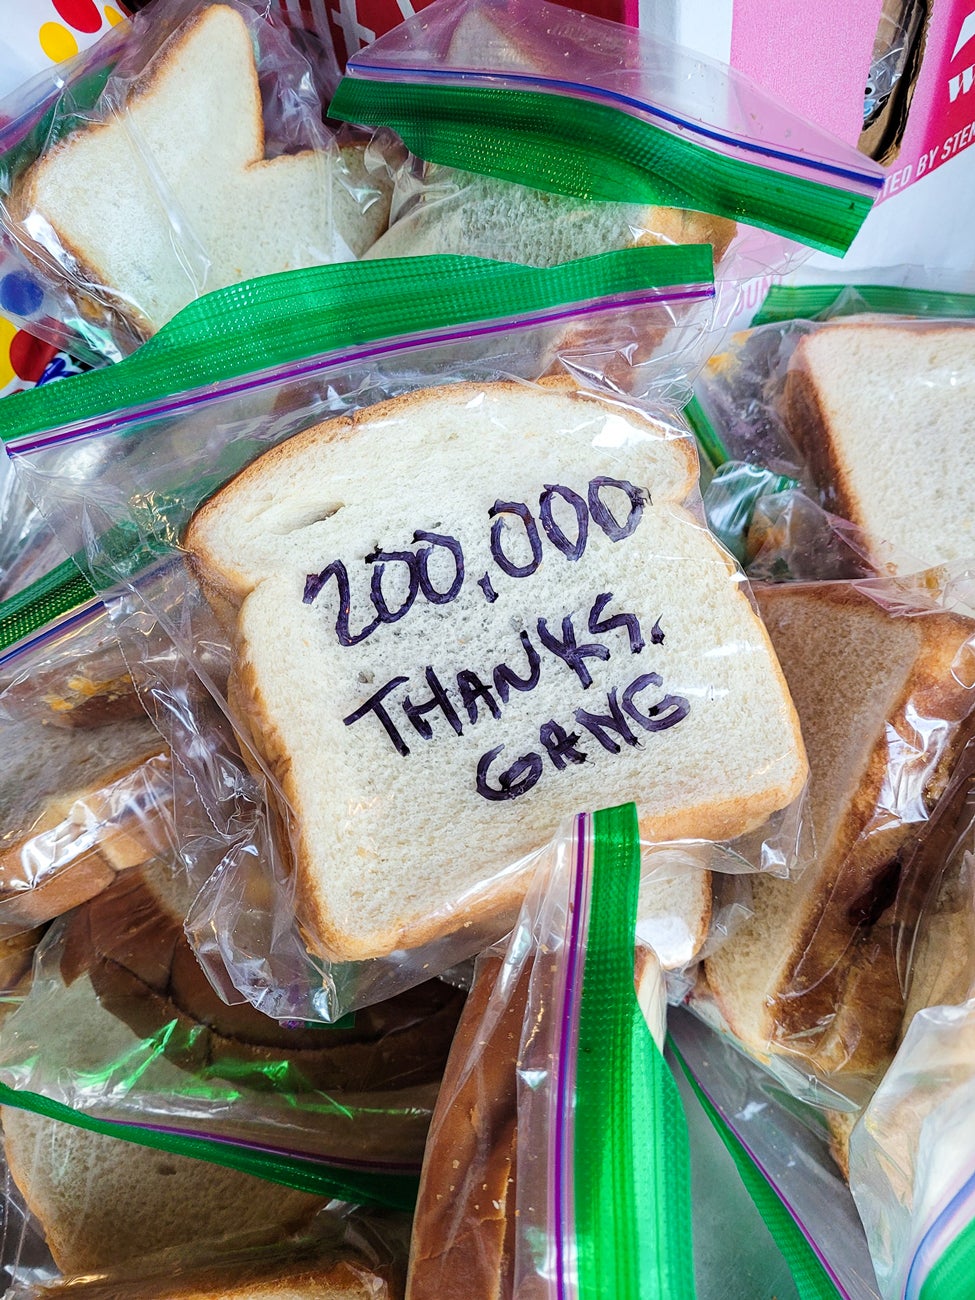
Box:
783 342 865 530
710 582 975 1080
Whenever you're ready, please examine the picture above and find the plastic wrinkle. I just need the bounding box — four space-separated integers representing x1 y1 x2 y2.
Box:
0 0 383 363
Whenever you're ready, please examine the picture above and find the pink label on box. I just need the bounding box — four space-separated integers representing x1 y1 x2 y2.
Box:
730 0 882 146
879 0 975 200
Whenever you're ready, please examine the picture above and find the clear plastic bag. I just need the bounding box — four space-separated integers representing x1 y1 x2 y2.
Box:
690 291 975 578
0 1126 408 1295
670 1007 882 1300
695 570 975 1103
0 597 169 939
0 0 392 362
847 845 975 1300
406 804 692 1299
330 0 884 331
0 857 465 1183
4 250 811 1019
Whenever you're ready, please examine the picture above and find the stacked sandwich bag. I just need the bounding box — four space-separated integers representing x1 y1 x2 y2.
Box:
2 0 972 1295
671 282 975 1296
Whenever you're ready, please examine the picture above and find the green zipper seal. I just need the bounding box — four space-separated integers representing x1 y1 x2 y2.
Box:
0 245 713 447
328 80 875 256
683 393 729 469
0 557 97 653
0 245 712 652
579 804 695 1299
670 1043 841 1299
919 1215 975 1300
0 1080 417 1212
752 283 975 326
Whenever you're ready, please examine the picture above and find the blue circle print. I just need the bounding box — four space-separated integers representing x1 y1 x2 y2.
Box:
0 272 44 318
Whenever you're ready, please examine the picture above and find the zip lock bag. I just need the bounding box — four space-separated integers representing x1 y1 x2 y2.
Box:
406 802 692 1299
3 247 813 1020
670 1007 881 1300
0 854 466 1215
691 571 975 1107
0 0 391 364
328 0 885 327
687 287 975 581
0 587 175 944
410 803 878 1300
0 1129 410 1295
848 845 975 1300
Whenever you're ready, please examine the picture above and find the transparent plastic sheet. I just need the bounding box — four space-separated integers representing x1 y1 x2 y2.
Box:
692 570 975 1106
848 849 975 1300
0 0 393 362
406 805 692 1300
0 857 465 1176
0 1166 407 1296
0 1147 57 1299
329 0 884 333
859 0 927 166
691 305 975 578
0 484 69 606
359 158 801 338
0 600 139 730
670 1008 882 1300
0 603 169 940
3 252 813 1019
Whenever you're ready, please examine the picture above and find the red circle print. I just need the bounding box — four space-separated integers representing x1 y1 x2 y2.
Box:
53 0 102 33
9 330 57 383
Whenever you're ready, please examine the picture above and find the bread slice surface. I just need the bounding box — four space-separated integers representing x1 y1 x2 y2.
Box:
784 323 975 568
13 5 345 334
1 1106 325 1274
705 582 975 1076
365 165 736 267
186 380 806 961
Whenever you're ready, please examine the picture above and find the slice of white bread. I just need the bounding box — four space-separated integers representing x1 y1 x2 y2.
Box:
704 582 975 1079
783 323 975 568
185 379 805 961
1 1106 327 1274
11 6 382 336
364 164 736 269
637 857 712 973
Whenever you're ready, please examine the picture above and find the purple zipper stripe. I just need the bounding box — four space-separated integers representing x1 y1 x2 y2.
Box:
100 1115 421 1175
347 63 883 191
903 1166 975 1299
0 596 104 667
9 284 713 455
553 811 590 1300
689 1069 853 1298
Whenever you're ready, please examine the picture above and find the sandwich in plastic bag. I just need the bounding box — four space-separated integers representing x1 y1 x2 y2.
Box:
7 1220 406 1300
2 246 810 1019
689 285 975 577
406 803 691 1298
847 847 975 1300
0 1119 407 1296
0 0 392 361
0 588 172 940
693 570 975 1103
0 854 465 1192
329 0 884 322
